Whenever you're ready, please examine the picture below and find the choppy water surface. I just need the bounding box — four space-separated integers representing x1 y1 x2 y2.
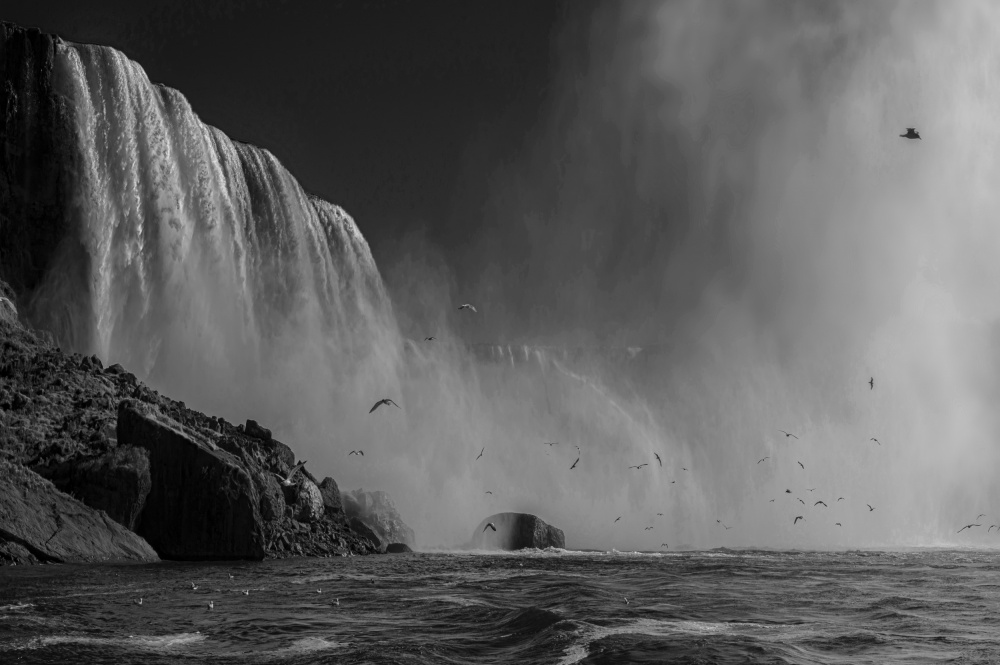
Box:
2 549 999 664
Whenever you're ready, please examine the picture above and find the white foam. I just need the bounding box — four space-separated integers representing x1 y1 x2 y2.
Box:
0 602 33 612
28 632 207 651
273 636 346 655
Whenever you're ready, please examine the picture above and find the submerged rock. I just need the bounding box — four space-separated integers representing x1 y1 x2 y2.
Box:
471 512 565 551
0 460 158 564
385 543 413 553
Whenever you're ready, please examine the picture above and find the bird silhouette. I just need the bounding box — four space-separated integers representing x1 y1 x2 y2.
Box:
476 447 484 460
369 398 400 413
661 543 669 548
814 501 827 507
654 453 662 467
570 457 579 470
716 520 732 530
134 598 142 605
869 376 874 389
900 127 921 140
779 430 799 439
785 489 792 494
543 442 559 446
958 524 981 533
837 497 845 502
769 499 775 502
483 522 497 532
628 463 649 470
807 488 816 492
484 491 492 495
989 525 998 533
272 461 307 487
976 514 987 520
657 513 663 516
424 336 436 341
794 516 804 524
644 526 653 531
458 303 477 312
349 450 364 456
797 461 805 470
835 522 842 527
757 457 769 464
614 516 621 523
867 504 875 512
870 438 881 445
798 498 805 505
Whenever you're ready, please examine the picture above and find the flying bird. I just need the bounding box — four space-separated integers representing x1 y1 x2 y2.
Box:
208 601 214 610
483 522 497 532
779 430 799 439
769 499 775 502
798 498 805 505
899 127 921 140
458 303 477 312
976 514 987 520
614 516 621 523
867 504 875 512
958 524 981 533
837 497 845 502
654 453 662 467
794 516 804 524
797 461 805 470
424 336 436 341
657 513 663 516
348 450 364 456
870 438 881 445
644 527 653 531
836 522 842 527
191 582 198 590
476 447 484 460
484 491 492 495
785 489 792 494
272 461 307 487
570 457 579 470
369 398 400 413
869 376 874 389
134 598 142 605
989 525 998 533
661 543 669 548
628 463 649 470
807 488 816 492
716 520 732 530
757 457 769 464
543 442 559 446
815 501 827 507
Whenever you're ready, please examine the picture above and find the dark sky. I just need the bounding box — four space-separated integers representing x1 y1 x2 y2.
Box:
3 0 579 261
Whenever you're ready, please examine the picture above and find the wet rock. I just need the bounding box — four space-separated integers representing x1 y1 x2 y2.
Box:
0 460 158 564
470 512 565 551
386 543 413 553
117 399 266 560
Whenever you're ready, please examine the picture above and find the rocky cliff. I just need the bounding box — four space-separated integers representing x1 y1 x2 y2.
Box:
343 488 417 551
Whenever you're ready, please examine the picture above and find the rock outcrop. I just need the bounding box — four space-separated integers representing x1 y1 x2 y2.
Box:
471 512 565 551
385 543 413 553
343 489 416 550
0 460 159 564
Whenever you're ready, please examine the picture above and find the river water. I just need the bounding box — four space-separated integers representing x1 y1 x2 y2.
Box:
2 548 998 664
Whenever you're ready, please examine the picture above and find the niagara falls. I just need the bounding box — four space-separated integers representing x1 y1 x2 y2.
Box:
2 1 1000 662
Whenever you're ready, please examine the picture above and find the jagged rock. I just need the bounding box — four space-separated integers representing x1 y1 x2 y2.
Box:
318 477 343 518
244 419 272 442
386 543 413 553
343 489 416 549
348 516 383 552
36 445 151 530
0 460 158 564
116 399 266 560
256 471 285 522
471 512 565 551
294 478 324 523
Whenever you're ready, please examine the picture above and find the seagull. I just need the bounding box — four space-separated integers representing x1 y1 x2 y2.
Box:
794 516 804 524
484 491 493 495
900 127 921 140
654 453 662 467
757 457 769 464
543 442 559 446
976 514 987 520
476 447 484 460
191 582 198 590
779 430 799 439
644 527 653 531
614 517 621 523
624 596 629 605
208 601 214 610
807 488 816 492
716 520 732 530
870 438 880 445
228 573 234 580
958 524 981 533
867 504 875 512
660 543 669 548
657 513 663 516
335 598 340 606
369 398 400 413
316 589 322 594
483 522 497 532
242 590 249 595
785 489 792 494
815 501 827 507
273 461 307 487
134 598 142 605
989 525 998 533
798 498 805 505
628 463 648 470
458 304 477 312
836 522 842 527
349 450 364 456
869 376 874 389
797 461 805 469
424 336 436 341
837 497 845 502
769 499 775 502
570 457 579 470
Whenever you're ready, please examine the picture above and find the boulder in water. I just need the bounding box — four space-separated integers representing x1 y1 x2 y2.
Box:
471 512 565 550
385 543 413 553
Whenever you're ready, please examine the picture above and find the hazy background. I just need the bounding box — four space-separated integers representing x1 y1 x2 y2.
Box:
10 0 1000 550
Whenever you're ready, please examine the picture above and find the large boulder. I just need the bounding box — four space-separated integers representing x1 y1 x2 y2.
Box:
471 512 565 551
0 460 158 564
294 478 324 523
343 489 415 548
36 445 151 530
318 477 344 518
386 543 413 553
117 399 266 560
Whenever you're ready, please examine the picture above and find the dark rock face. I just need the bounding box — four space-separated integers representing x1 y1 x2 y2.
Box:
386 543 413 553
471 513 565 551
343 489 416 549
37 445 151 530
0 460 158 564
318 477 344 518
117 399 266 560
348 517 383 552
